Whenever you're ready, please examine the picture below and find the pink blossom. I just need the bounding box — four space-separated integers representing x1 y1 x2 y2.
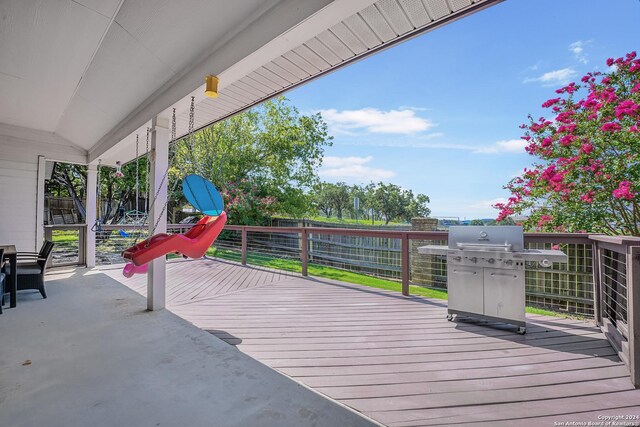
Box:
559 134 577 146
600 88 618 103
580 143 594 155
542 98 561 108
613 181 635 200
580 191 595 204
558 124 577 134
601 122 621 132
529 120 553 132
556 111 575 124
538 215 553 227
606 58 615 67
556 82 578 94
615 100 640 119
631 83 640 93
541 137 553 148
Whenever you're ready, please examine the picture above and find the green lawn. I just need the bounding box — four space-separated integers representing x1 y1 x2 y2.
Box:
205 247 563 317
51 230 80 244
281 216 409 227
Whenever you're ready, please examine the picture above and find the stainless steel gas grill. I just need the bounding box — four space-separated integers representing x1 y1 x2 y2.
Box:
418 226 567 334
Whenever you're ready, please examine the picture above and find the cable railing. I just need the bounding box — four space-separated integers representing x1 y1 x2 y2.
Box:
589 234 640 386
44 224 85 267
44 222 640 386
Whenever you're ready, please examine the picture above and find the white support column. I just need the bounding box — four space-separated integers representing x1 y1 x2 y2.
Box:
147 117 170 311
85 164 98 268
35 155 46 250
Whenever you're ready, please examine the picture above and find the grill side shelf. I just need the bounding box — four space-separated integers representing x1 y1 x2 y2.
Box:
417 245 449 256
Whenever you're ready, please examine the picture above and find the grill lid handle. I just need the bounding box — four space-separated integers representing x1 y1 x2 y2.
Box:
455 242 513 252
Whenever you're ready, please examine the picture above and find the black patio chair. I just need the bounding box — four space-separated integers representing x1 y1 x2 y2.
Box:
3 241 54 299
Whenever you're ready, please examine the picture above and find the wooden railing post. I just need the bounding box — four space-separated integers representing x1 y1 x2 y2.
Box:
627 245 640 387
592 242 603 325
301 229 308 277
401 232 409 296
78 225 86 266
241 227 247 265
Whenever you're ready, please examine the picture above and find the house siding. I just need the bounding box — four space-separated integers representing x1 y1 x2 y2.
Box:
0 123 86 251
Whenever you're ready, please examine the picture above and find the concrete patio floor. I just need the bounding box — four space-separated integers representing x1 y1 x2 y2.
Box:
0 268 378 427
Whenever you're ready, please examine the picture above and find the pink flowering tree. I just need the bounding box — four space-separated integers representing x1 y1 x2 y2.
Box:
496 52 640 235
221 178 277 225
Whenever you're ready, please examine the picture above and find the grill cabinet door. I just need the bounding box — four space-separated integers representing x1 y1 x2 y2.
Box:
447 264 483 315
483 268 525 323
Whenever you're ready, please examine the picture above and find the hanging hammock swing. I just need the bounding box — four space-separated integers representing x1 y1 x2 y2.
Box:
121 96 227 277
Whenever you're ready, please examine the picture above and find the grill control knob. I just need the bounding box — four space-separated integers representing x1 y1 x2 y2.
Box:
452 256 462 262
504 259 513 266
487 258 495 264
469 257 477 263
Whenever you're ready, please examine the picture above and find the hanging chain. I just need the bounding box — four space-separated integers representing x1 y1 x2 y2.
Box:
145 127 150 213
91 160 102 232
187 96 202 176
181 96 221 215
97 159 101 222
135 134 139 215
173 106 178 142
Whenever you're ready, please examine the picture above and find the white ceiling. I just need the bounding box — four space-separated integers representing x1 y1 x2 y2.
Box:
0 0 297 148
0 0 502 166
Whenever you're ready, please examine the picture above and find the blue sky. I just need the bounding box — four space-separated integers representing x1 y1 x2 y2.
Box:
286 0 640 219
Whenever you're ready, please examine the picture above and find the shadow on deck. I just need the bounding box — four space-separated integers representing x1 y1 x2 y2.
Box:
103 258 640 427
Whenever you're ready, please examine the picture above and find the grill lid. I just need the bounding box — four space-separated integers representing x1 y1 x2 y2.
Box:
448 226 524 252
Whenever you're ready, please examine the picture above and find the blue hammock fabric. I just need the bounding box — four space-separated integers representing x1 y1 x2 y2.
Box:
182 174 224 216
119 230 130 237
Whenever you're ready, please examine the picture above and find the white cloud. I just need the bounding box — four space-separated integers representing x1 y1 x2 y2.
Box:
569 40 589 64
320 108 435 135
341 137 528 154
320 156 395 181
468 198 508 213
475 139 528 154
524 67 577 87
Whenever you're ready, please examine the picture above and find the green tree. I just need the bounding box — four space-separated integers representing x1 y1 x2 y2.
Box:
402 192 431 222
47 163 87 221
497 52 640 235
371 183 406 224
369 182 431 224
327 182 351 219
173 97 332 223
311 182 333 218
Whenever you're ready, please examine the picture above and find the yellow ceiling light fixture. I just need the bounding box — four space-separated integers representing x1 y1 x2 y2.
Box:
205 75 219 98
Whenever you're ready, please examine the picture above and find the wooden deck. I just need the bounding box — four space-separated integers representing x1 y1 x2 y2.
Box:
102 258 640 426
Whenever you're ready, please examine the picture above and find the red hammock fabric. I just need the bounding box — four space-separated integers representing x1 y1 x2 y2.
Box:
122 212 227 267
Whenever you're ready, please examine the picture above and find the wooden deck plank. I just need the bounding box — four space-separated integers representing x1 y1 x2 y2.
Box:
316 365 629 399
297 354 622 387
377 391 640 426
108 258 640 427
340 377 635 412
